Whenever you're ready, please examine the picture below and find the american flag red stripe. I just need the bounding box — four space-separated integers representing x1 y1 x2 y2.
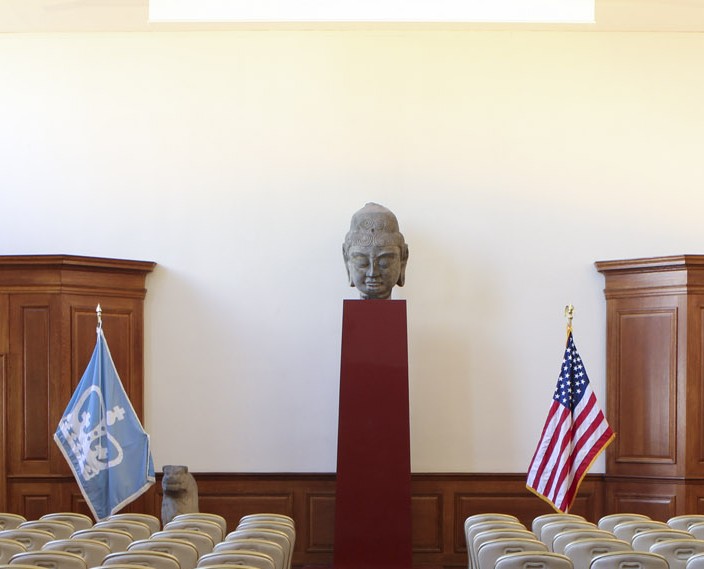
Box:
526 332 614 513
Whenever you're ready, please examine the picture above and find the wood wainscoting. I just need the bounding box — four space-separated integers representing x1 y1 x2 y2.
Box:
156 473 605 568
17 472 704 567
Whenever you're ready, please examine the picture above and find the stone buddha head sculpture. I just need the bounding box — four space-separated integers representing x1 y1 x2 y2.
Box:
343 203 409 300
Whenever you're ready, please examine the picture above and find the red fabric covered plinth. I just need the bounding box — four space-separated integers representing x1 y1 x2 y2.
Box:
334 300 412 569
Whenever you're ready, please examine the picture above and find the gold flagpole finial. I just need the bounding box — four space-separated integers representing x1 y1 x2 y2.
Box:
564 304 574 335
96 304 103 330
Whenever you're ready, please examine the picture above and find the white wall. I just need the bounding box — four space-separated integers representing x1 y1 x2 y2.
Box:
1 29 702 473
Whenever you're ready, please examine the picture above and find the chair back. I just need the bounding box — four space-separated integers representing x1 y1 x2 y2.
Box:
632 529 694 551
590 551 669 569
235 522 294 546
466 522 526 569
541 523 597 551
598 514 651 533
108 515 161 535
0 529 55 551
197 551 275 569
42 538 111 567
9 550 88 569
552 530 618 555
224 529 290 569
150 530 215 558
18 521 74 540
128 539 198 569
613 521 670 543
0 539 26 563
102 550 181 569
172 515 227 538
473 530 539 560
669 517 704 532
0 515 26 532
163 520 223 545
533 515 585 540
94 520 151 541
70 529 134 553
689 524 704 540
686 551 704 569
239 515 294 529
563 538 632 569
40 514 93 532
649 539 704 569
477 538 548 569
494 551 573 569
213 539 285 569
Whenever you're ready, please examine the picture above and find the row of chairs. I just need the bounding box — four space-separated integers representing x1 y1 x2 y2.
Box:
0 511 295 569
466 512 704 569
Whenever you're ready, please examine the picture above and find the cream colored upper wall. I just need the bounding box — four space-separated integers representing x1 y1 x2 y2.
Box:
1 28 702 473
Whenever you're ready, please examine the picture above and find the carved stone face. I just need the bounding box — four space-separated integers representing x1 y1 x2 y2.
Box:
346 245 403 300
343 203 408 300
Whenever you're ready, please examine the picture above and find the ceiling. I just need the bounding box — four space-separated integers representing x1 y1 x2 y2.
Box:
1 0 703 33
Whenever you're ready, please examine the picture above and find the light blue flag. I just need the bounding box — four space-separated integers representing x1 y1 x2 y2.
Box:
54 327 155 521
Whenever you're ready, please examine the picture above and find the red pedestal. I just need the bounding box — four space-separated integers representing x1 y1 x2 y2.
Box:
334 300 412 569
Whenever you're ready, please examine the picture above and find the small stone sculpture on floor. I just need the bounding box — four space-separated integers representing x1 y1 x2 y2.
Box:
343 202 409 300
161 464 199 525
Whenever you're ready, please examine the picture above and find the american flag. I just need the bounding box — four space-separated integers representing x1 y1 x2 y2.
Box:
526 331 614 513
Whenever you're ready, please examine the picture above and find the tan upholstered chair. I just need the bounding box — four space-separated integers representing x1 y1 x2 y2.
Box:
541 522 598 552
495 551 573 569
213 539 285 569
18 521 74 540
686 551 704 569
477 538 548 569
0 516 27 532
9 550 88 569
40 513 93 532
70 529 134 553
670 517 704 532
598 514 651 533
649 539 704 569
473 530 539 562
533 515 586 541
0 539 26 564
632 529 695 552
42 538 111 567
150 530 215 558
224 529 291 569
108 514 161 536
563 538 632 569
172 515 227 539
102 550 181 569
94 520 151 541
466 521 527 569
197 551 275 569
590 551 668 569
163 520 223 545
0 529 55 551
552 530 617 555
128 539 198 569
613 521 670 543
239 515 294 529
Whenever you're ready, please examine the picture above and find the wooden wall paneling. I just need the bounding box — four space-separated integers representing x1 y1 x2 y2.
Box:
306 492 335 554
6 294 61 477
606 301 680 477
604 478 682 521
688 301 704 475
0 352 6 512
6 479 63 519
